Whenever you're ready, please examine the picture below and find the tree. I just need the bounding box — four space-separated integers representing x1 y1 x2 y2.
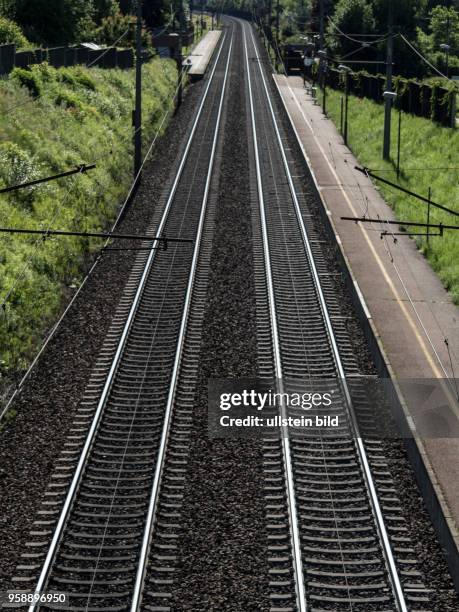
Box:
142 0 175 30
93 0 119 24
326 0 375 56
372 0 426 42
310 0 333 36
0 0 14 18
11 0 96 45
428 5 459 55
417 5 459 76
0 16 30 47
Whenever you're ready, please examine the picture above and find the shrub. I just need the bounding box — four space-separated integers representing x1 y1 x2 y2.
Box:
0 59 177 393
59 68 78 87
94 11 150 49
55 90 84 111
0 16 29 47
31 62 57 84
72 69 96 91
11 67 41 97
0 141 40 207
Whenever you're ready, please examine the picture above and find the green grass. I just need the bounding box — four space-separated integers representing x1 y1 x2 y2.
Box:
0 59 177 389
322 87 459 303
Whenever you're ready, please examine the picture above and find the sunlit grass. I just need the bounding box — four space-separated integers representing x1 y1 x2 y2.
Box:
323 87 459 303
0 59 177 381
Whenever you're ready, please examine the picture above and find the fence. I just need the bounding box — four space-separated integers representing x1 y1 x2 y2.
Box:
0 44 134 76
326 67 456 128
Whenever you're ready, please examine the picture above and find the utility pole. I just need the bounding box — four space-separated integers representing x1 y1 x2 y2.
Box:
201 0 204 36
318 0 325 87
382 0 394 161
177 0 184 110
134 0 142 181
319 0 324 49
276 0 280 44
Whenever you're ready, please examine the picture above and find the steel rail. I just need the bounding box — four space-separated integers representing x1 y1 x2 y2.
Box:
242 22 307 612
247 22 408 612
28 30 229 612
130 31 234 611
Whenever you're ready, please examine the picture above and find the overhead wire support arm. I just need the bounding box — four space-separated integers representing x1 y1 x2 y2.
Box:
0 226 193 249
340 216 458 236
0 164 96 194
355 166 459 218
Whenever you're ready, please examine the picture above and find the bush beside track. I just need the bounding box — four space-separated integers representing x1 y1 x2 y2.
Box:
0 58 176 391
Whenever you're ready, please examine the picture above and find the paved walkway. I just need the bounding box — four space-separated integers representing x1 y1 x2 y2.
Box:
274 74 459 564
186 30 221 79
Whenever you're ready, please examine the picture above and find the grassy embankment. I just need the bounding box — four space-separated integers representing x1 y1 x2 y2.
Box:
322 87 459 303
0 58 176 391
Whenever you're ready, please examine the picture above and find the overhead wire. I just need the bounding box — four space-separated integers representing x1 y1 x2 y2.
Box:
0 167 85 310
327 16 389 45
354 172 458 384
256 7 459 389
0 17 187 308
400 34 459 89
86 27 131 68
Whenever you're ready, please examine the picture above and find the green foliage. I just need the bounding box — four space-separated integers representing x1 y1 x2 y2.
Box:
54 90 86 112
59 68 78 87
0 15 29 47
9 0 96 45
11 67 42 98
0 0 15 19
94 11 137 47
142 0 175 30
93 0 118 24
429 6 459 54
323 86 459 303
0 142 40 208
72 68 97 91
326 0 375 55
417 6 459 77
0 58 177 388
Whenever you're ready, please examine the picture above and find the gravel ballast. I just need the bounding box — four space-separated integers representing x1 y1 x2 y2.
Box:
259 28 459 611
0 18 457 612
171 21 271 611
0 79 205 589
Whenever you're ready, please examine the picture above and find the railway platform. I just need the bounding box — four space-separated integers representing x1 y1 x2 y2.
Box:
273 73 459 585
185 30 222 80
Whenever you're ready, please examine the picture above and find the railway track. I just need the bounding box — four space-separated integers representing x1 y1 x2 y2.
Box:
242 20 431 612
6 17 442 612
9 25 234 612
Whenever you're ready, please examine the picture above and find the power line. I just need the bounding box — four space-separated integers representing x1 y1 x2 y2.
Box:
87 28 131 68
327 16 389 45
400 34 459 89
0 168 84 310
0 164 96 194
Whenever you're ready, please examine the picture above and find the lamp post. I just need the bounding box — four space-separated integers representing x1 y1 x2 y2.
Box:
383 90 397 164
318 49 327 113
338 64 351 146
382 0 394 160
396 93 402 180
440 43 451 77
200 0 204 37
